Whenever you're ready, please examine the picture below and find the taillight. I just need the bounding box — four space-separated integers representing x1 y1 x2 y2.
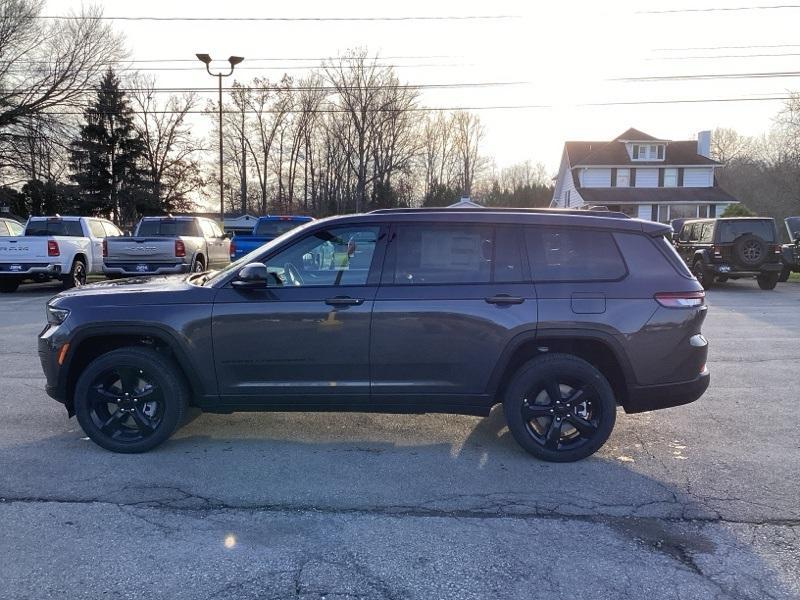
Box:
47 240 59 256
769 244 781 254
175 240 186 257
712 245 722 258
102 239 107 258
229 240 235 257
655 291 705 308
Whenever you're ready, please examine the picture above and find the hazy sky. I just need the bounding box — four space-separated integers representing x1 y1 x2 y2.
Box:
46 0 800 173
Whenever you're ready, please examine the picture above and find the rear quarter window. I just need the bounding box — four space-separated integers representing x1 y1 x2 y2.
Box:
525 227 626 282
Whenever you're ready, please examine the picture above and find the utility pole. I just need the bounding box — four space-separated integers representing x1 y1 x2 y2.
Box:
195 54 244 223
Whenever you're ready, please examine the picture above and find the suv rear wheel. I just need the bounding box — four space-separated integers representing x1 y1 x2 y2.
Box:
757 272 780 290
74 347 188 453
503 354 617 462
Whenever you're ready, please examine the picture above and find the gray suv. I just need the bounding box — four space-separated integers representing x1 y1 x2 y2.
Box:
38 208 710 461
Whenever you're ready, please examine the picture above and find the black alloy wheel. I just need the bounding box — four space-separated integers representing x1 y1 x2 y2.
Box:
74 347 188 453
62 259 86 289
193 258 205 273
503 354 616 462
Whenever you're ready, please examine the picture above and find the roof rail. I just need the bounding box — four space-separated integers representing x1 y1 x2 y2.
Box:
368 207 632 219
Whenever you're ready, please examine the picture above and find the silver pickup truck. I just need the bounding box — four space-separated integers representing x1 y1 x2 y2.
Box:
103 216 231 277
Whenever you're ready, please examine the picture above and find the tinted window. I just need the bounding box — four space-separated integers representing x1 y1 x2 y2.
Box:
137 219 198 237
716 220 776 243
254 219 308 238
494 227 524 282
25 219 83 237
679 223 693 242
264 226 379 287
393 224 493 285
525 227 626 282
787 217 800 241
87 220 106 238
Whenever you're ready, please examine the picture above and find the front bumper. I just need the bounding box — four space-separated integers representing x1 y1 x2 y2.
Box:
103 262 190 276
624 369 710 414
38 331 66 405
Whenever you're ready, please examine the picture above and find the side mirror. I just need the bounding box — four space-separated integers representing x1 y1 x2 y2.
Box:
231 262 268 290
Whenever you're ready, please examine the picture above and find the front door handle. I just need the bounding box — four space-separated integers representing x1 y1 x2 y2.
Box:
485 295 525 305
325 296 364 306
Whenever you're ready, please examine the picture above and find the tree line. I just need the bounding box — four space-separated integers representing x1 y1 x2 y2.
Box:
0 1 552 225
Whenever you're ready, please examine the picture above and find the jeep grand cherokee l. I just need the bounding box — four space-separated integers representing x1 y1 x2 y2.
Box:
39 208 710 462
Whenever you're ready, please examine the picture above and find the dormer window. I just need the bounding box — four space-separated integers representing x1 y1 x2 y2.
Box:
631 143 664 161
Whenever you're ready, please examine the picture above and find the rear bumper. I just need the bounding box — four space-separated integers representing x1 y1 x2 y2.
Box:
0 263 61 277
103 263 190 276
624 369 710 414
711 262 782 276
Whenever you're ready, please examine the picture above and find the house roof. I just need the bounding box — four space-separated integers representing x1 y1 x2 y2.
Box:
565 129 719 167
578 187 739 205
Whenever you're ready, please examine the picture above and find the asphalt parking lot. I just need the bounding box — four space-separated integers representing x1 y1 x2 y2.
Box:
1 279 798 600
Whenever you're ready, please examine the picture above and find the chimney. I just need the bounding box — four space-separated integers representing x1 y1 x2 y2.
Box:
697 130 711 158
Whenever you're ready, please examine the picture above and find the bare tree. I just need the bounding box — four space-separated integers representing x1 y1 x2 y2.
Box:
453 111 486 197
129 75 204 213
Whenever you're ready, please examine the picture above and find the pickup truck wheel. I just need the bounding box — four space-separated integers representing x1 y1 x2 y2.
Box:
757 272 780 290
61 258 86 289
74 347 188 453
192 257 205 273
778 266 790 283
0 279 19 293
503 354 616 462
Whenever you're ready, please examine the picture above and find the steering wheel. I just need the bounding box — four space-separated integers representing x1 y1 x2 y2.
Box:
284 262 304 286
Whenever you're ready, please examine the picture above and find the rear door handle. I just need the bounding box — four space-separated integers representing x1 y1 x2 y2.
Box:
485 295 525 305
325 296 364 306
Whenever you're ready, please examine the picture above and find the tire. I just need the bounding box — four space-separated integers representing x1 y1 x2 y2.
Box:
778 267 790 283
0 279 19 293
733 234 767 268
61 258 86 290
502 353 617 462
757 272 780 290
74 347 189 453
191 256 205 273
692 260 713 289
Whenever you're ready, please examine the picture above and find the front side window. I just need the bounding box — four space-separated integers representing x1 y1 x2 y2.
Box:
87 220 106 238
525 228 626 282
263 226 380 287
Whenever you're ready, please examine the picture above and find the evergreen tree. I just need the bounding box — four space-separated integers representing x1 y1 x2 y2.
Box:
70 70 152 225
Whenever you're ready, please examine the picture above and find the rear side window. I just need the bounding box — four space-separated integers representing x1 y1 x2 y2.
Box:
0 221 8 235
102 222 122 237
87 220 106 238
137 219 198 237
716 220 776 243
525 227 626 282
7 220 23 235
199 220 215 238
699 223 713 243
25 220 83 237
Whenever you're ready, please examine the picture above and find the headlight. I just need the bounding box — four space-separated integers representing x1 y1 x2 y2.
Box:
46 305 70 326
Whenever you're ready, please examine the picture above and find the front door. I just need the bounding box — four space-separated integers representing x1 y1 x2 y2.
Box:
370 223 536 407
212 223 386 405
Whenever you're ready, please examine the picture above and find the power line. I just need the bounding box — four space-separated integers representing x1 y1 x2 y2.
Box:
654 43 800 51
1 55 458 65
32 14 519 22
638 4 800 13
614 70 800 82
647 51 800 60
21 95 793 116
2 62 472 72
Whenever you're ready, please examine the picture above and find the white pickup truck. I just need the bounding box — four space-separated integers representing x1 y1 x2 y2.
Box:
0 216 122 293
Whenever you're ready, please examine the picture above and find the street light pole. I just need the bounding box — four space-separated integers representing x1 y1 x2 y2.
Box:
195 54 244 223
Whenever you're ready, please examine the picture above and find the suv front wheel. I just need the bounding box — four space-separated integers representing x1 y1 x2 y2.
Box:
503 354 617 462
74 347 189 453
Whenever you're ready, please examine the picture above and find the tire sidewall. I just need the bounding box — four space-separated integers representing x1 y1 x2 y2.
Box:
503 354 617 462
62 258 86 290
74 347 187 453
757 273 779 290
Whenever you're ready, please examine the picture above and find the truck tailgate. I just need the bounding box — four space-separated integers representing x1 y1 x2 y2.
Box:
105 237 178 262
0 237 50 263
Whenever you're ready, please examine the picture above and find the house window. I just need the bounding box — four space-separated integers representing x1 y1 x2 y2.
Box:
664 168 678 187
631 144 665 161
564 190 571 206
617 169 630 187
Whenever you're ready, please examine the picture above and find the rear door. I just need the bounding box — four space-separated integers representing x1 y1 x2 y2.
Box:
370 222 535 407
85 219 108 271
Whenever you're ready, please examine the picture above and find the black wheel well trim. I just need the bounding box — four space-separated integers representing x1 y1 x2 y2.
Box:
72 253 87 267
60 323 206 411
486 328 635 405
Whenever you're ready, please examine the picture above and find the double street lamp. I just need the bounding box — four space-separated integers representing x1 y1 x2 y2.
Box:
196 53 244 223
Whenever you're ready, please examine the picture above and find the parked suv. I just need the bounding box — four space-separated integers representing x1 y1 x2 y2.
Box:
779 217 800 282
674 217 783 289
39 208 709 461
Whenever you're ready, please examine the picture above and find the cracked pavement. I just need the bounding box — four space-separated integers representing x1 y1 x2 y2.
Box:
1 281 798 599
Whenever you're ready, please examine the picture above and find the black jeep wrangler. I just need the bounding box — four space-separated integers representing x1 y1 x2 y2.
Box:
779 216 800 282
674 217 783 289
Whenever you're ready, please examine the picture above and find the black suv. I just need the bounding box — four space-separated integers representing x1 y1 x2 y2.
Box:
779 217 800 282
39 208 710 462
674 217 783 289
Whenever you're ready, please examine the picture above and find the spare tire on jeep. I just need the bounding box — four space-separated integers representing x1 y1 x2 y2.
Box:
733 234 767 267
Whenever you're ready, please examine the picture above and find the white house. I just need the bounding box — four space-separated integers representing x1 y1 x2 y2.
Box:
551 128 739 222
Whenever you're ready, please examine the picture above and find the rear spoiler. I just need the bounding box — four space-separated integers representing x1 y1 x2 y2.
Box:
642 221 672 237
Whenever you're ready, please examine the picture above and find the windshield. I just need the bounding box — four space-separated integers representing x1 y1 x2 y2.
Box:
137 220 198 237
716 220 776 243
786 217 800 241
203 219 318 286
254 219 309 238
